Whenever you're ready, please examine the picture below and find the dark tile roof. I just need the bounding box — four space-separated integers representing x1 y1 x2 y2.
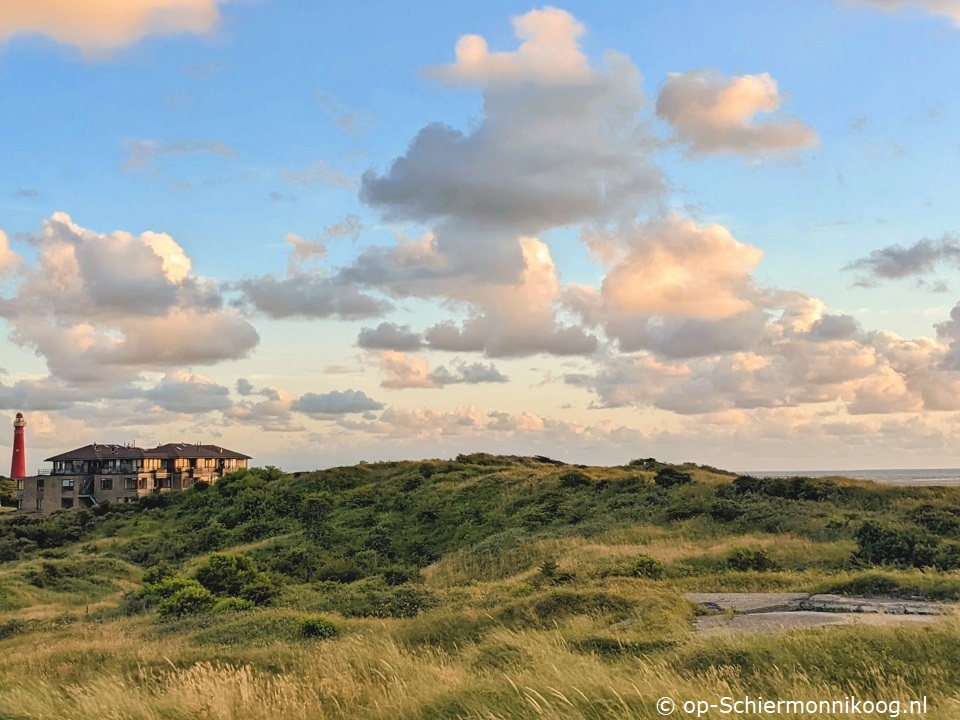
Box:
145 443 251 460
46 443 250 462
45 444 144 462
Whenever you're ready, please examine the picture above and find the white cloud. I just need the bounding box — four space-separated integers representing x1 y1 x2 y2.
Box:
0 213 259 383
143 371 231 414
426 6 593 86
0 230 20 277
656 70 818 158
292 389 385 416
0 0 226 56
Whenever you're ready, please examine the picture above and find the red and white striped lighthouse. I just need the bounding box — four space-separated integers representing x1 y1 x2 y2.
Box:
10 412 26 479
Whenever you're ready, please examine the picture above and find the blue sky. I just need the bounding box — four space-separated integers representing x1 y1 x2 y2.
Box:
2 0 960 471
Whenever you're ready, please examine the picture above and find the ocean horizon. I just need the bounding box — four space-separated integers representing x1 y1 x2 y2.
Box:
741 468 960 486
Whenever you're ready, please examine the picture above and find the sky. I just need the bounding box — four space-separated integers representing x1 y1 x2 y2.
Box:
1 0 960 472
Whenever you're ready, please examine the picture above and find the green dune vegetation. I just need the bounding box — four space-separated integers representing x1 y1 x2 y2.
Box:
2 454 960 718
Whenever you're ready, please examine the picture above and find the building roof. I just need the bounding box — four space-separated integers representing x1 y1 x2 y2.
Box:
146 444 251 460
45 443 251 462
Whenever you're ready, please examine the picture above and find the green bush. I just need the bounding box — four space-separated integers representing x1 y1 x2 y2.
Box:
299 616 337 639
142 561 176 585
630 555 665 579
854 521 938 568
559 471 591 488
157 584 216 618
316 580 437 619
726 548 776 572
212 597 256 613
239 578 279 606
654 467 692 488
194 553 258 596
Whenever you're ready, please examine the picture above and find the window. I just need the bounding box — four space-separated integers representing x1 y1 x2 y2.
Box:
159 477 171 489
35 498 43 511
100 478 113 491
37 478 44 490
16 499 23 511
60 498 73 509
16 479 23 491
62 479 75 492
138 478 147 489
125 478 137 490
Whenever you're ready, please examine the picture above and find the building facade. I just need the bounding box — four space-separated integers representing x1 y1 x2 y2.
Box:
15 443 250 514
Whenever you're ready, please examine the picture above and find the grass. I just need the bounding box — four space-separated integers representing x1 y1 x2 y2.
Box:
3 455 960 717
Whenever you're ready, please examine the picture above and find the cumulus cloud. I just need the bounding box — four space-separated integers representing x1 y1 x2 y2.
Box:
842 233 960 286
291 389 385 416
375 352 508 389
566 214 767 358
143 371 231 414
0 213 258 383
226 384 305 433
236 274 390 320
0 375 85 411
0 0 225 56
0 230 20 276
357 8 661 288
358 322 423 351
425 6 593 86
420 237 598 357
430 361 508 385
656 70 818 158
595 215 764 320
121 138 234 173
850 0 960 26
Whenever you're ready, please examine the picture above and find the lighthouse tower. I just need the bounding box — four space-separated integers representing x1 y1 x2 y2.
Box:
11 412 26 479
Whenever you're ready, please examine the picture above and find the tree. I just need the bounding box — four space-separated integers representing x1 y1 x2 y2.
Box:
0 476 15 507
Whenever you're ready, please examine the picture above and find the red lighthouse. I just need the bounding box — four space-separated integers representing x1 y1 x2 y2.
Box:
11 412 26 479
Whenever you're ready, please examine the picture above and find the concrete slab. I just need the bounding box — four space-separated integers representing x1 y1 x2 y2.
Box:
696 611 940 635
685 592 809 614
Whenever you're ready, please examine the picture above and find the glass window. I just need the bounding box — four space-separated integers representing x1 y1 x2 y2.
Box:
17 499 23 511
62 479 75 491
138 478 147 489
125 478 137 490
100 478 113 491
37 478 44 490
35 498 42 511
60 498 73 509
16 479 24 491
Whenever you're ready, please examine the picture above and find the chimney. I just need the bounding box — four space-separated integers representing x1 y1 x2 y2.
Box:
11 412 26 479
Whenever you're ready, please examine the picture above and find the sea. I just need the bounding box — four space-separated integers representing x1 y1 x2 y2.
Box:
741 468 960 487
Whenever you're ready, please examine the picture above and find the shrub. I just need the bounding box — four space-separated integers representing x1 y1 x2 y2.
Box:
630 555 665 579
654 467 692 488
239 578 279 606
142 561 176 585
157 584 216 618
854 521 938 568
194 553 258 596
726 548 776 572
212 597 255 613
299 616 337 640
559 471 591 488
318 580 438 619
